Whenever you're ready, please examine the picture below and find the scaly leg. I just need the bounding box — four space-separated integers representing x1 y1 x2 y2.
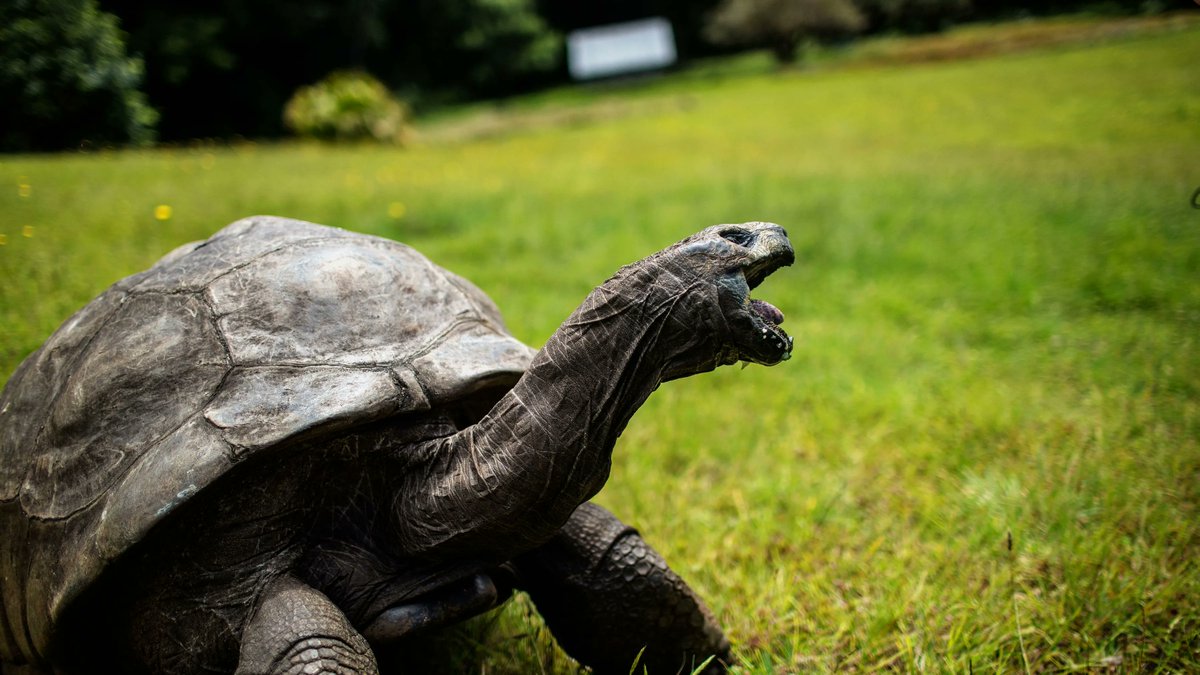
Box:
236 575 378 675
513 503 731 674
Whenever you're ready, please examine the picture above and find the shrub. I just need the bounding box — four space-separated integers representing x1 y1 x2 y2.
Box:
283 71 411 144
705 0 867 63
0 0 157 151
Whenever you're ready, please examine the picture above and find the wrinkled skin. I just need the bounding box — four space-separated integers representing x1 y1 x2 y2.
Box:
0 222 793 675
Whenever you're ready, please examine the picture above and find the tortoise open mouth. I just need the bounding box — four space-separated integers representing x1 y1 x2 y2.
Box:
748 298 791 360
737 276 792 365
733 231 794 366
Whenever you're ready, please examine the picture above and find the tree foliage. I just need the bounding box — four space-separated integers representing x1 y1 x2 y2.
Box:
96 0 560 140
705 0 867 63
99 0 395 139
855 0 973 33
430 0 562 90
0 0 156 151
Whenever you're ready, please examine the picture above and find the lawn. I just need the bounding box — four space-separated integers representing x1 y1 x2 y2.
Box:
2 14 1199 673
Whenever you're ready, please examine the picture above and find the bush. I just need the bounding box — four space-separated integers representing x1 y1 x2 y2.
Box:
0 0 157 151
283 71 411 144
705 0 867 63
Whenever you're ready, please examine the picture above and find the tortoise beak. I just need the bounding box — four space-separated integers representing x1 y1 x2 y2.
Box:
743 225 794 290
731 223 794 365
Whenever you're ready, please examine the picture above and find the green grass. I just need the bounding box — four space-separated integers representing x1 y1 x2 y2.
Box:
3 15 1199 673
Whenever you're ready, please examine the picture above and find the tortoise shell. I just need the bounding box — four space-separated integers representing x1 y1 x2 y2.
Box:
0 216 535 663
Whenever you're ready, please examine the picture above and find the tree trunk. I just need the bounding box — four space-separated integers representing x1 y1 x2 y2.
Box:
771 36 799 64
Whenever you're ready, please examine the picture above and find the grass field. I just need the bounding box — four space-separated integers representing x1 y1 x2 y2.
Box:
2 14 1199 673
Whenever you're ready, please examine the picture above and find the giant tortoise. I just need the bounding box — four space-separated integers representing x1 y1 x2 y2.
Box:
0 216 794 674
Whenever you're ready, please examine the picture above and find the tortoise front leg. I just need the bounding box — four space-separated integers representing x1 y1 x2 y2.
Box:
513 503 731 675
236 575 378 675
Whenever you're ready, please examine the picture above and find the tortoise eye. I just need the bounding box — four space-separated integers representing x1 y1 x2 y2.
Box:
720 228 754 248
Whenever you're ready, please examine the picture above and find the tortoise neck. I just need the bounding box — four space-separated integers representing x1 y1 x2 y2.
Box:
393 262 729 559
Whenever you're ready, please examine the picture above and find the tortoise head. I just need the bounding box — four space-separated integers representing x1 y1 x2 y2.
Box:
595 221 793 381
668 221 794 367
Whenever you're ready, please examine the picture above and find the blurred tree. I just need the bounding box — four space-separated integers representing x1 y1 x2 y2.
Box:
98 0 366 139
854 0 972 33
387 0 561 95
705 0 867 63
96 0 559 139
0 0 156 151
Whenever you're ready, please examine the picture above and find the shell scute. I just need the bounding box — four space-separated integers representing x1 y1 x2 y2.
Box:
207 237 471 367
95 415 234 559
129 216 363 294
204 365 408 452
20 292 228 520
0 289 131 503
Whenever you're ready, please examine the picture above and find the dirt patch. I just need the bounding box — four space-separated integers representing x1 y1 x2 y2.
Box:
847 12 1200 68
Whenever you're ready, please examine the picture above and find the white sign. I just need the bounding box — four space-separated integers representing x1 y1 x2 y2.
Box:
567 18 677 80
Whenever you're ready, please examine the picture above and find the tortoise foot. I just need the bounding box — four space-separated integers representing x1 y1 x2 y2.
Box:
237 575 377 675
514 502 731 674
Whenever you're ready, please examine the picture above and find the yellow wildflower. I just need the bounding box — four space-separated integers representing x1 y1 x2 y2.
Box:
22 225 34 238
155 205 173 221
